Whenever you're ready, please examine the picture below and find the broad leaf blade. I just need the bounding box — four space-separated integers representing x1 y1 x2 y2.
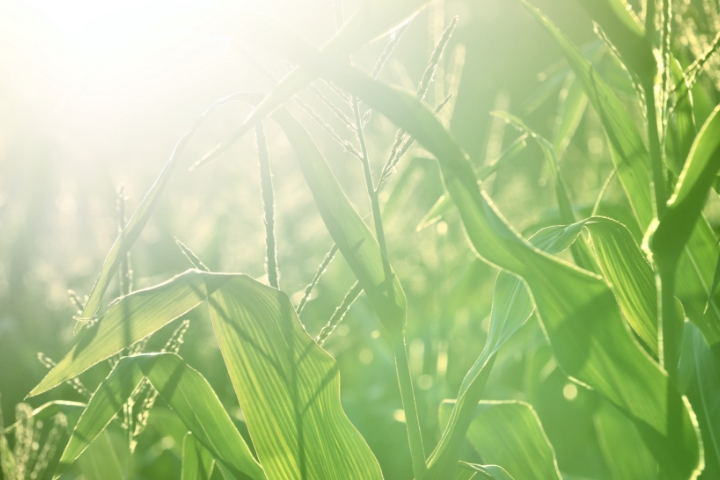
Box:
207 275 384 480
182 432 216 480
440 401 561 480
584 217 658 352
30 270 227 397
595 400 658 479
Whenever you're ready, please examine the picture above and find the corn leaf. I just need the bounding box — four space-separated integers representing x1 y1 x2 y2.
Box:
206 274 383 479
31 270 229 397
32 269 383 479
54 353 264 480
440 401 561 480
76 431 128 480
430 223 582 477
688 323 720 473
271 108 407 337
584 217 658 353
554 74 588 158
182 432 216 480
594 401 658 479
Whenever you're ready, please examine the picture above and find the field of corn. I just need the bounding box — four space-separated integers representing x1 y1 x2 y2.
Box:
2 0 720 478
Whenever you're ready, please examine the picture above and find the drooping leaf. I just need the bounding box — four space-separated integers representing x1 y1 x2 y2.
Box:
271 108 407 337
584 216 658 353
31 270 229 397
594 400 658 480
182 432 216 480
54 353 264 480
440 401 561 480
33 270 383 480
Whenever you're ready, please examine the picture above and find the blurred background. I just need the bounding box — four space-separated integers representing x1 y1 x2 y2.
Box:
0 0 651 478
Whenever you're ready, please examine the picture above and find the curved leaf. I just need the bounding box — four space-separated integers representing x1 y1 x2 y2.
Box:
182 432 216 480
55 353 264 480
30 270 228 397
584 217 658 352
440 401 561 480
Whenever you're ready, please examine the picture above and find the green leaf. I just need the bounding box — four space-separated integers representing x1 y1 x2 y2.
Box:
76 431 128 480
182 432 216 480
55 353 264 480
554 74 588 158
650 104 720 269
206 274 384 480
271 108 407 337
522 0 720 358
584 217 658 353
33 269 383 480
594 401 658 480
429 223 582 477
30 270 229 397
688 323 720 473
667 58 697 176
440 401 561 480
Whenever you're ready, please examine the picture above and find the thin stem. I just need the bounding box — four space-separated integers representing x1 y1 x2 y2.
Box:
643 79 668 217
315 281 362 345
255 122 279 289
394 337 427 478
352 97 393 288
297 244 339 315
117 186 132 296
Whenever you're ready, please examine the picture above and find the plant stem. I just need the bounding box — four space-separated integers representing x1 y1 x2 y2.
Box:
394 337 427 478
255 122 279 289
643 79 668 217
352 97 394 291
352 97 426 476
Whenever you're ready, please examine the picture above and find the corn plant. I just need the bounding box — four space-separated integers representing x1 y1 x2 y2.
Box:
4 0 720 479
